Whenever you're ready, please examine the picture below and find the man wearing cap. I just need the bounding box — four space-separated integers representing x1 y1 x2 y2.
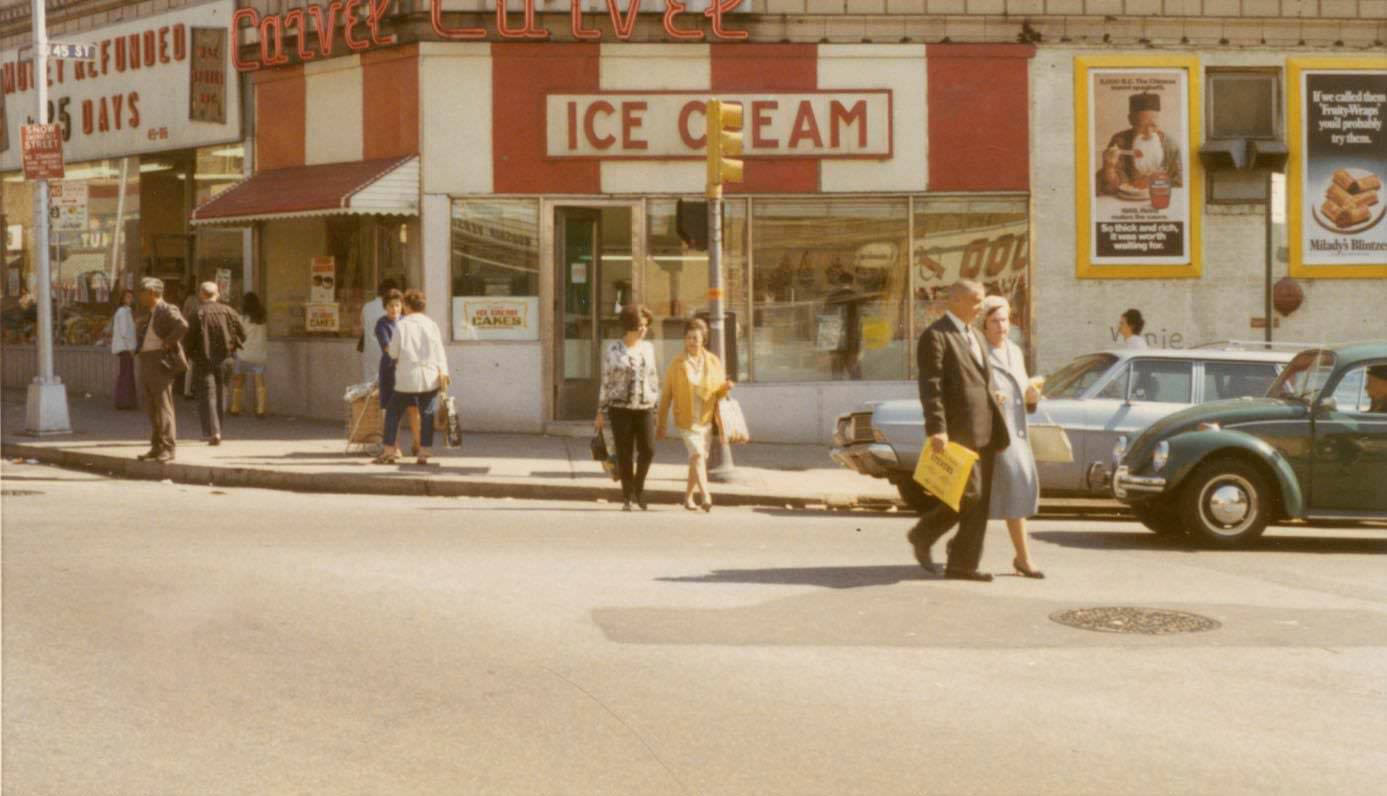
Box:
134 277 189 463
1366 365 1387 413
1097 91 1184 196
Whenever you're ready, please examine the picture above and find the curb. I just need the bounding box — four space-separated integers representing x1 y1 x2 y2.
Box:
2 440 1130 516
0 440 836 510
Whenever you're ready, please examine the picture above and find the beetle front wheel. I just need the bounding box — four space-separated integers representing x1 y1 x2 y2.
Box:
1179 459 1272 548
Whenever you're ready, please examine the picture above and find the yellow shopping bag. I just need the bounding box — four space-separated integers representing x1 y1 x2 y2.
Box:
912 441 980 513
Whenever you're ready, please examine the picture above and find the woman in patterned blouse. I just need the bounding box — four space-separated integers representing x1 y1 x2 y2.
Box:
595 304 660 511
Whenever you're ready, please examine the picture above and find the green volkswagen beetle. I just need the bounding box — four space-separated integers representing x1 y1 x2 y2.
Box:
1112 342 1387 547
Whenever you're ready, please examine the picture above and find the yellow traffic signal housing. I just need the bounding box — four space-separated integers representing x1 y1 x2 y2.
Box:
706 99 744 196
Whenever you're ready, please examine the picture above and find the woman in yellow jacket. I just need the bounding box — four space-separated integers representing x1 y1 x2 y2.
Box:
657 318 734 512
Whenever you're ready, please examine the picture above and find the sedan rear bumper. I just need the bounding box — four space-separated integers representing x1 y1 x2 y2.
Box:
1112 465 1168 500
830 443 900 479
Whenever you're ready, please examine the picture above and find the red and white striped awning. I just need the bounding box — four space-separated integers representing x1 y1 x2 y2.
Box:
189 156 418 226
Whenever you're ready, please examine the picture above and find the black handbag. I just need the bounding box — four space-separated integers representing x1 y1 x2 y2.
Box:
590 434 608 461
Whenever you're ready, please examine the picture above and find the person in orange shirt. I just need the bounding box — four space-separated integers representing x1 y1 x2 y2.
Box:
656 318 733 512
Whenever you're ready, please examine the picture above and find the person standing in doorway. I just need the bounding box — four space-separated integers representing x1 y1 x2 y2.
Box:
359 278 398 384
981 296 1044 579
1119 308 1147 349
134 278 189 463
381 290 449 466
906 280 1010 581
180 286 202 400
229 292 268 419
596 304 660 511
110 288 138 410
656 318 733 512
184 282 246 446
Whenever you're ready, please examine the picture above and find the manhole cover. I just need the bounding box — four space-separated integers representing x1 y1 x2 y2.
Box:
0 489 43 497
1050 607 1220 635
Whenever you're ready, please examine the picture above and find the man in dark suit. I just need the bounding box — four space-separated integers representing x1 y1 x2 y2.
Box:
185 281 246 446
907 280 1010 581
134 277 189 463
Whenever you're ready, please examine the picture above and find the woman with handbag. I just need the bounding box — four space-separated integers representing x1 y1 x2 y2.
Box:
595 304 660 511
656 318 733 512
380 290 450 466
982 296 1044 579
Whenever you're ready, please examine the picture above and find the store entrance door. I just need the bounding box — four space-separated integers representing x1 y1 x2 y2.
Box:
553 204 637 421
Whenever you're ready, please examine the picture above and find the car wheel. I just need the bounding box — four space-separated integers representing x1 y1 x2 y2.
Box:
1179 458 1273 548
1133 503 1184 536
892 477 940 513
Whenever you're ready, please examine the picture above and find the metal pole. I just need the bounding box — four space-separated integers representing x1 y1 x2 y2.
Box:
24 0 71 433
705 192 738 481
1264 169 1273 345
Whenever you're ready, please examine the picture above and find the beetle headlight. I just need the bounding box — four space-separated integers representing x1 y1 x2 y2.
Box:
1152 440 1170 472
1112 435 1128 466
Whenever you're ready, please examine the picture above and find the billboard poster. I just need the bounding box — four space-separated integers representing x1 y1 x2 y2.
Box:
452 297 541 342
309 256 335 303
189 27 229 124
1074 56 1202 279
305 302 340 333
1289 59 1387 278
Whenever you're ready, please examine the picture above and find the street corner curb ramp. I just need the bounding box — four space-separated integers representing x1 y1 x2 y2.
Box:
0 440 838 510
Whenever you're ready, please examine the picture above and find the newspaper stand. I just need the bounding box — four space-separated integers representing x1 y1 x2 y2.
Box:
345 384 384 456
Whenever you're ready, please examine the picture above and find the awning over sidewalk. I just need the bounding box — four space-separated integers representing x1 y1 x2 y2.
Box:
189 156 418 226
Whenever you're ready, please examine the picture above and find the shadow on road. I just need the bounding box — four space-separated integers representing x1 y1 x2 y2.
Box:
659 565 932 590
1033 529 1387 554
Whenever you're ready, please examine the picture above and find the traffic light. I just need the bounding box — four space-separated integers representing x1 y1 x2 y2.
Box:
705 99 743 197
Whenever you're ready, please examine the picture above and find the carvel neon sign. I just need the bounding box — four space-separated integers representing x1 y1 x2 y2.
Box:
233 0 748 71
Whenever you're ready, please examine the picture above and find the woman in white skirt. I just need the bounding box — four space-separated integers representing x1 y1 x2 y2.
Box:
656 318 733 512
981 296 1045 578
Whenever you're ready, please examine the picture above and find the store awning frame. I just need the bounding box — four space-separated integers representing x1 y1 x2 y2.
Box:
190 156 419 226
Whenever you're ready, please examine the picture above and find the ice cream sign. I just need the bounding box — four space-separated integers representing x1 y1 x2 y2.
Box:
452 297 540 342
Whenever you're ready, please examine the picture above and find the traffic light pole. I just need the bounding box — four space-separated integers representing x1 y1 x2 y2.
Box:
25 0 72 434
705 191 738 482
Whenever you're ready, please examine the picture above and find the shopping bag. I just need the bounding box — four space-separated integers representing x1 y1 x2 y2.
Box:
590 434 608 461
714 397 750 444
1028 424 1073 463
441 395 464 449
912 441 980 513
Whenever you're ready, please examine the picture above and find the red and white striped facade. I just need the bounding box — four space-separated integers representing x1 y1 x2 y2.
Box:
251 41 1033 195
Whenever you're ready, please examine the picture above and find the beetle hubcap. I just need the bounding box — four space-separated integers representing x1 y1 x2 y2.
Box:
1200 475 1257 535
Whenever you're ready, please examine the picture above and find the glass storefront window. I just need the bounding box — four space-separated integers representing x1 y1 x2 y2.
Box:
643 198 748 382
911 197 1029 374
451 200 540 298
1 158 141 346
751 198 910 382
265 215 415 339
193 144 247 305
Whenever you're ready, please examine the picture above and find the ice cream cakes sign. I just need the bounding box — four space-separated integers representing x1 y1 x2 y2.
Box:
1289 58 1387 278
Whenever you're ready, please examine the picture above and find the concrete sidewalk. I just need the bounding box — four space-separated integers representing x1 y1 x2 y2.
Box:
1 390 1127 514
2 389 905 509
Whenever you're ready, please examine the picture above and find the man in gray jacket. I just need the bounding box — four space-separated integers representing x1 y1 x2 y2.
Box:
134 277 189 463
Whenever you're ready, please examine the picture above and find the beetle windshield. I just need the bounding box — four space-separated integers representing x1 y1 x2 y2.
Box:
1266 350 1337 401
1043 354 1119 399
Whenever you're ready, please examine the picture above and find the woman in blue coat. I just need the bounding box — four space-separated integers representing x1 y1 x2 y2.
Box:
981 296 1044 578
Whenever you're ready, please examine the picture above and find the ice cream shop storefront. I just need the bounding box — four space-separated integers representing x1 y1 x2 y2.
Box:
194 39 1034 443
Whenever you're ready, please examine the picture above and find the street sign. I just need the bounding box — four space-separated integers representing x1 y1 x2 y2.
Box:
20 123 64 180
44 42 96 60
50 181 88 231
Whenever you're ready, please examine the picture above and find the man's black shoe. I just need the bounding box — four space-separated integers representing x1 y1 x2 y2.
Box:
154 452 175 464
944 569 994 582
135 450 159 461
907 525 944 574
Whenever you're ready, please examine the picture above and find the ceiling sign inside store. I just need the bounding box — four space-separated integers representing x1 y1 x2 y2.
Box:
546 92 892 159
235 0 747 70
0 0 240 170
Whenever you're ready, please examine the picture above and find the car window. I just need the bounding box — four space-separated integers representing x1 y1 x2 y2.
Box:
1096 365 1129 400
1329 366 1372 413
1203 362 1280 402
1129 360 1193 403
1268 350 1337 400
1043 354 1119 399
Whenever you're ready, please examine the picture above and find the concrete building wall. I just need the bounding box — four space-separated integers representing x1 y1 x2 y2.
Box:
1029 46 1385 376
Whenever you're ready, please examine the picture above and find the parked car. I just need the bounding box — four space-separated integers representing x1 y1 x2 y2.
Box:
831 345 1294 509
1112 342 1387 547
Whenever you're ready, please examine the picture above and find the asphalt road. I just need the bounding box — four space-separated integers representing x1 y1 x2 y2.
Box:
3 461 1386 796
